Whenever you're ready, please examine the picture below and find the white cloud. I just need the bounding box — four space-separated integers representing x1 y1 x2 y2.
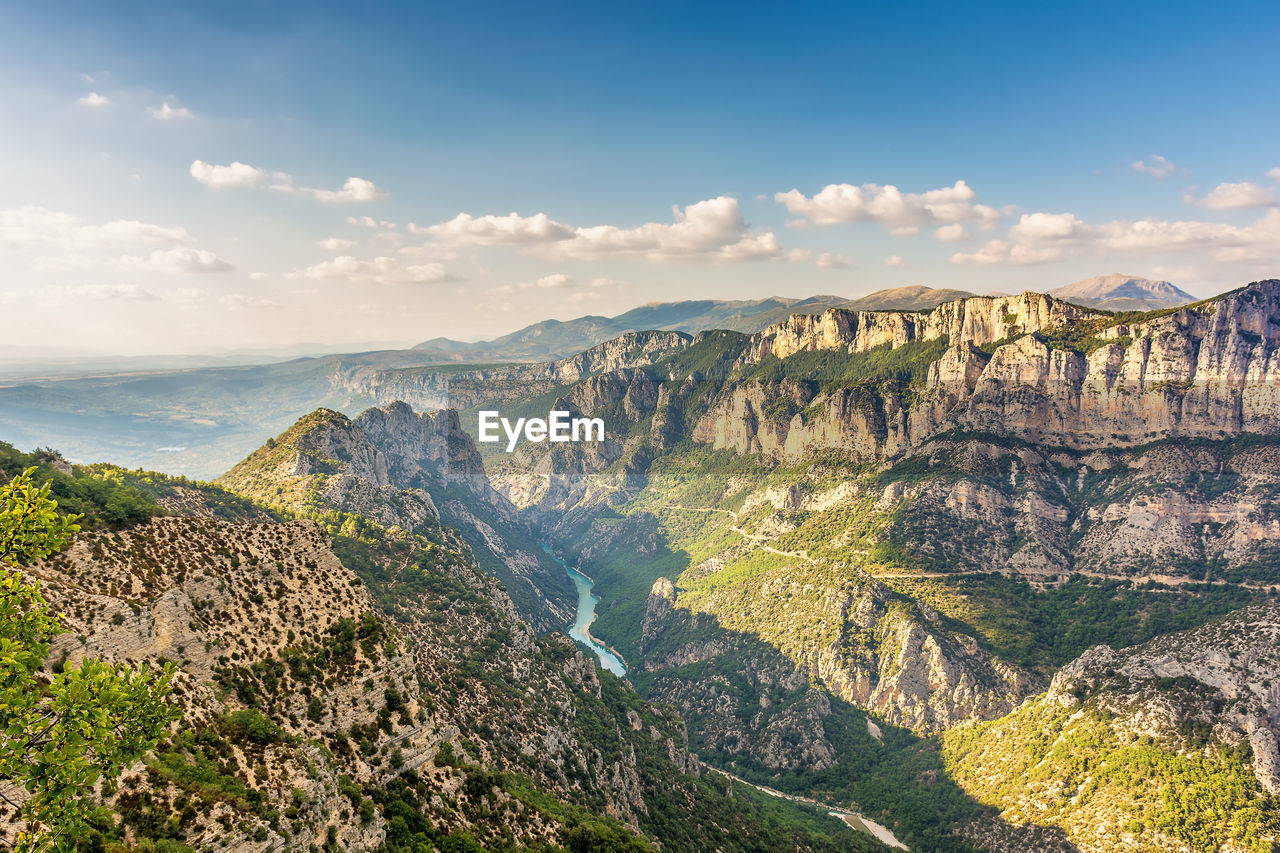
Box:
1009 212 1089 242
47 284 158 302
950 240 1063 266
78 92 110 108
550 197 782 263
497 273 576 294
92 219 192 246
416 198 784 264
119 247 233 274
0 206 190 250
318 237 357 250
775 180 1001 230
815 252 851 269
1096 212 1279 252
532 273 572 289
1211 246 1270 264
190 160 269 189
292 255 451 285
950 207 1280 266
884 254 907 268
305 177 386 203
1270 167 1280 182
589 277 626 289
1131 155 1183 180
933 224 968 242
1191 181 1276 211
149 98 194 120
190 162 384 203
412 211 575 244
347 216 396 228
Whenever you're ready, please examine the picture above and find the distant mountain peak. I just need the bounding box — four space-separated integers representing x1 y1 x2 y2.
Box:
843 284 977 311
1050 274 1197 311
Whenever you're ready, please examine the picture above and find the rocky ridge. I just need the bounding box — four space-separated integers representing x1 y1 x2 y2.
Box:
218 403 576 631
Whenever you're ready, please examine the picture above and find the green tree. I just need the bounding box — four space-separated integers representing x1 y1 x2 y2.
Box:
0 468 180 852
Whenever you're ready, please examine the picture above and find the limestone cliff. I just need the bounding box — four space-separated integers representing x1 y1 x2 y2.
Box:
693 280 1280 460
30 517 473 851
746 291 1095 362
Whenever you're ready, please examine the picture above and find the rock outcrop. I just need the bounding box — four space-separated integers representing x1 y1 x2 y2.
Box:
218 404 576 631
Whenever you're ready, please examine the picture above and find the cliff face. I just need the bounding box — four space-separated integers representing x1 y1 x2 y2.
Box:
1048 604 1280 795
218 403 576 632
353 402 488 486
953 282 1280 447
694 281 1280 460
498 283 1280 503
748 291 1096 362
640 571 1036 739
547 330 693 384
690 380 913 459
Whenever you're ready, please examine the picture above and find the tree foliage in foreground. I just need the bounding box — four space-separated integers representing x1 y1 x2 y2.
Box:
0 468 180 852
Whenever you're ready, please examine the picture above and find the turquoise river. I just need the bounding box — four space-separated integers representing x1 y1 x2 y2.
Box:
541 543 627 676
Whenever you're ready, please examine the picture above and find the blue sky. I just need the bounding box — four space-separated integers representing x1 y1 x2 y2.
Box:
2 0 1278 353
